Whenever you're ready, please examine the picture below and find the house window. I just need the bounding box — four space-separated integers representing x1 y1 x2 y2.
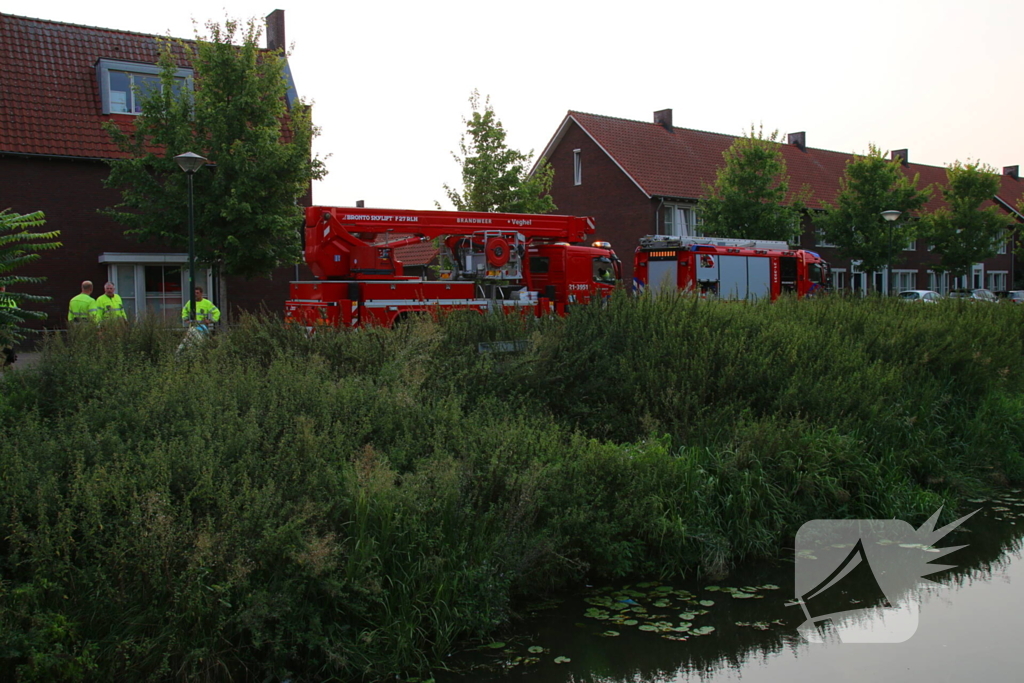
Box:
831 268 847 290
815 228 838 248
903 239 916 251
996 238 1008 255
893 270 916 293
987 271 1008 292
928 271 948 295
573 149 582 186
663 204 703 238
96 59 192 115
100 253 213 323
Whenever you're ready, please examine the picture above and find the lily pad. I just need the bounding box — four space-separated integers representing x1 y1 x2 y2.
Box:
638 624 659 632
705 586 721 591
678 612 696 620
699 600 715 607
601 630 620 637
731 592 755 599
528 646 544 654
623 619 639 626
486 641 505 649
554 656 571 664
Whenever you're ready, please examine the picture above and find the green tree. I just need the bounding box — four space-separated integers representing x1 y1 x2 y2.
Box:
103 18 326 281
0 210 61 346
816 145 931 277
918 161 1018 282
699 126 808 242
441 90 556 214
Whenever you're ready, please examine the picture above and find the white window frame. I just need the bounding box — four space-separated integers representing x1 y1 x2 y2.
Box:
928 270 948 295
815 227 838 248
892 269 916 293
831 268 847 291
573 149 582 186
99 253 214 322
96 59 193 115
662 203 703 238
987 271 1008 292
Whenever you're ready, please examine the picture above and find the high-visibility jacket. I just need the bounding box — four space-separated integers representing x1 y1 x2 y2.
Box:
94 293 128 321
181 298 220 324
68 293 98 323
0 294 15 309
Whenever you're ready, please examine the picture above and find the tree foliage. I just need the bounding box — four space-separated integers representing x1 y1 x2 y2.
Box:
918 161 1017 279
0 210 61 345
103 18 326 280
441 90 556 214
815 145 931 274
699 126 808 242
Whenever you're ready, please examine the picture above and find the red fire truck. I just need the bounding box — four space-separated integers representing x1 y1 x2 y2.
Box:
285 206 621 327
633 235 830 301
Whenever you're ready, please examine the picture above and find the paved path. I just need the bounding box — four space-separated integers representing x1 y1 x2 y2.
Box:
4 351 41 372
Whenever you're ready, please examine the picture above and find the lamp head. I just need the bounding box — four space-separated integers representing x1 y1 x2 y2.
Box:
881 210 901 222
174 152 208 174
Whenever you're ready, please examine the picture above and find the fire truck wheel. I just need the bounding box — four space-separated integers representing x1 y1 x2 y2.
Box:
486 237 511 267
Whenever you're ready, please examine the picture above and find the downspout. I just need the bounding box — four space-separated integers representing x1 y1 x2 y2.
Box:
655 197 664 235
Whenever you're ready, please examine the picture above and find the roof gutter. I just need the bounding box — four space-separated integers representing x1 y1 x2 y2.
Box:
0 150 112 163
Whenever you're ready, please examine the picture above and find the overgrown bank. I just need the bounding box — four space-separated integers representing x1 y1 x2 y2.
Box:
2 295 1022 681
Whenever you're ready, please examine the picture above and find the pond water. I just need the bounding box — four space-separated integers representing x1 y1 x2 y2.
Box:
437 493 1024 683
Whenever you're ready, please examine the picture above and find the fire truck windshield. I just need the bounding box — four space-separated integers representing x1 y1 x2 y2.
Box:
594 257 616 283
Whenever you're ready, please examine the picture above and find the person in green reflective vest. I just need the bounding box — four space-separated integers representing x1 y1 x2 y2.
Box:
1 284 17 368
68 280 99 324
181 286 221 326
94 281 128 322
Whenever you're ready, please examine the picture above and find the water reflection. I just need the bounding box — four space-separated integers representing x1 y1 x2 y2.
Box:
440 504 1024 683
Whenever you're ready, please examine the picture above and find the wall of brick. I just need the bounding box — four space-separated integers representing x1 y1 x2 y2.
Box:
545 122 654 282
0 155 314 332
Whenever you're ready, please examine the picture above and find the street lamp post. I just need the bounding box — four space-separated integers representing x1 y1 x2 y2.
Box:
881 210 901 295
174 152 208 323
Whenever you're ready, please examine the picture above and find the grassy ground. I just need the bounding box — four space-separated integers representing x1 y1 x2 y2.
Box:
1 294 1022 681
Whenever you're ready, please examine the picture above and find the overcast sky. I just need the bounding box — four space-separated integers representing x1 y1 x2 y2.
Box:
21 0 1024 212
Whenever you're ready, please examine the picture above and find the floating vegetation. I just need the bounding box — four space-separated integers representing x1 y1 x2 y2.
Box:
527 646 545 654
554 656 571 664
698 600 715 607
600 630 620 637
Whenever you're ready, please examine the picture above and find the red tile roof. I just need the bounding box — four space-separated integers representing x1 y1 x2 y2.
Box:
545 111 1024 215
0 13 192 159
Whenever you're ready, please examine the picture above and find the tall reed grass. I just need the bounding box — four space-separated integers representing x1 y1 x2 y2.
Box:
1 297 1021 681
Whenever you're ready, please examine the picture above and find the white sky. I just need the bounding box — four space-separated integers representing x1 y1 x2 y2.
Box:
18 0 1024 211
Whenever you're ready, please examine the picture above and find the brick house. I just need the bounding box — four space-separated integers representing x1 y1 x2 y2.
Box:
0 10 313 329
538 109 1024 292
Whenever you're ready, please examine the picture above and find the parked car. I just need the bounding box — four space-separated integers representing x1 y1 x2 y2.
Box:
898 290 942 303
995 290 1024 304
948 288 998 303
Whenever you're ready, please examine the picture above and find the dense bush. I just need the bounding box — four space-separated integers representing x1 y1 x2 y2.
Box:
1 298 1022 681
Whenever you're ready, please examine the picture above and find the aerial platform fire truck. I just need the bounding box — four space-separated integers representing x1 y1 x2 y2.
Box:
285 206 621 327
633 235 830 301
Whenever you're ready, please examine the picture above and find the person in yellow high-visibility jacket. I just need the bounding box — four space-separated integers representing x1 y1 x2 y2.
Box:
1 284 17 368
181 286 221 326
68 281 99 324
94 281 128 322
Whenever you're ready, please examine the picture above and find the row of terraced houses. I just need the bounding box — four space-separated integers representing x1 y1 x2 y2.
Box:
2 10 1023 329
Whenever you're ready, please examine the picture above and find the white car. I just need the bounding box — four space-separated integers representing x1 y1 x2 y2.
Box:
898 290 941 303
948 288 998 303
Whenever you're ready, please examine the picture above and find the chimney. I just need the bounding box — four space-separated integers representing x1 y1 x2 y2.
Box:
891 149 909 165
266 10 286 52
1004 166 1019 180
787 132 806 151
654 109 673 131
356 200 365 208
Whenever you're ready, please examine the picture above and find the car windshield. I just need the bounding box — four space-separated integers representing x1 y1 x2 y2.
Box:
898 292 919 300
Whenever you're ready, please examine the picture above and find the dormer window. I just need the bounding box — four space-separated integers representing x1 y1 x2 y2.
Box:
96 59 192 115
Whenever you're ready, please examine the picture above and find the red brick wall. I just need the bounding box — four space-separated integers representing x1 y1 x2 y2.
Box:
544 122 654 282
0 155 312 332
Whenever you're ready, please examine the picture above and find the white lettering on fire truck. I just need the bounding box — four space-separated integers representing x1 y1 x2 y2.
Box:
509 219 533 227
457 218 493 224
344 214 394 221
569 284 590 291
